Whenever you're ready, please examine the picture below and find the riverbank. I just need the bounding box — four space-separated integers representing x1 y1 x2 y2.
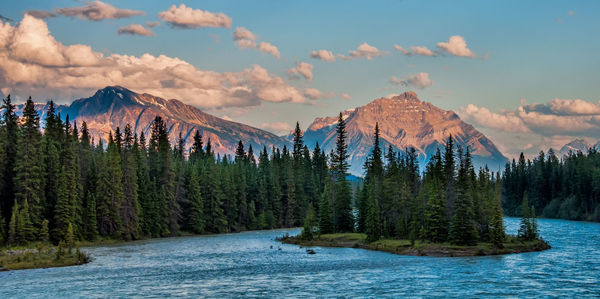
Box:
0 244 90 271
279 233 551 257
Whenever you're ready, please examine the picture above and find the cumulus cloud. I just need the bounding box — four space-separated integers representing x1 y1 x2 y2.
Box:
459 104 530 133
437 35 475 58
394 44 436 56
233 27 256 41
393 44 410 55
310 49 335 62
232 27 280 59
159 4 231 29
257 42 280 59
459 98 600 138
0 15 326 110
340 43 383 60
410 46 436 56
28 1 144 21
389 72 433 89
286 62 313 82
117 24 153 36
259 122 293 135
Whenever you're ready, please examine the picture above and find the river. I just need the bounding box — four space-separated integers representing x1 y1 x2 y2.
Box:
1 218 599 298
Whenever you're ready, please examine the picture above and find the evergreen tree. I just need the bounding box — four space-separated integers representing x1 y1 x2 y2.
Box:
14 98 44 226
186 167 205 234
96 140 124 237
0 95 19 225
449 148 479 245
39 219 50 243
318 182 334 234
331 112 354 232
301 203 317 240
490 180 505 247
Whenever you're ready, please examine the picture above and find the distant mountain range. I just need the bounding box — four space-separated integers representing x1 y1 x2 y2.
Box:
15 86 290 157
10 87 508 176
557 139 600 157
296 92 508 175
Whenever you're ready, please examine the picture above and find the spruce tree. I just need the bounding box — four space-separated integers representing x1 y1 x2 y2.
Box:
39 219 50 243
449 149 479 245
318 182 334 234
186 167 205 234
301 203 317 240
489 180 505 247
14 98 44 226
331 112 354 232
0 95 19 225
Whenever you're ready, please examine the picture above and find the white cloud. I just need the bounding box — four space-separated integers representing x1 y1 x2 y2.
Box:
340 43 384 60
310 49 335 62
233 27 256 41
389 72 433 89
0 15 327 110
410 46 436 56
159 4 231 29
259 122 293 135
341 93 352 100
286 62 313 82
459 98 600 139
257 42 280 59
459 104 530 133
232 27 280 59
28 1 144 21
568 11 575 16
117 24 154 36
437 35 475 58
146 21 161 28
393 44 410 55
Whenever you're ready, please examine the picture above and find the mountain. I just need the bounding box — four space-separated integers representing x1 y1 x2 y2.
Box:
558 139 591 157
298 91 508 176
16 86 290 156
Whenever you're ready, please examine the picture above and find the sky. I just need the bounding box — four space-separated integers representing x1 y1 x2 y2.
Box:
1 0 599 159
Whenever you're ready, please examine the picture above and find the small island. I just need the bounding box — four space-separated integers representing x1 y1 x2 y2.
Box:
279 233 550 257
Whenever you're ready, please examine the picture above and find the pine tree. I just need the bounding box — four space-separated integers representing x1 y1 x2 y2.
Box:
14 98 44 226
53 167 72 242
96 140 124 237
39 219 50 243
186 167 205 234
449 149 479 245
1 95 19 225
120 124 140 240
365 192 382 243
489 179 505 247
301 203 317 240
84 192 98 240
8 200 18 245
18 199 35 243
331 112 354 232
318 182 334 234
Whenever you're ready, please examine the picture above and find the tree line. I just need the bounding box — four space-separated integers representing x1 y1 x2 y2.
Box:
0 95 539 248
502 149 600 222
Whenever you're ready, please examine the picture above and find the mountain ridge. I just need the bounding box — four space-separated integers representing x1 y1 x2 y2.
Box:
298 91 508 175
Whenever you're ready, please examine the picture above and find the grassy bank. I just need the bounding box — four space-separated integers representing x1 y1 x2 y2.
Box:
279 233 551 257
0 244 90 271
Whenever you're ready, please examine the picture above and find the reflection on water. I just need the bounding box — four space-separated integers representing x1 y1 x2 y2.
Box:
1 218 599 297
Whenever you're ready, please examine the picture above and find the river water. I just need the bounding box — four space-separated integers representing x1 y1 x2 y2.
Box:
1 218 599 298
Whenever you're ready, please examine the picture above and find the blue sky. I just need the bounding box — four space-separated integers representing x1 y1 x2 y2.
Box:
1 0 599 158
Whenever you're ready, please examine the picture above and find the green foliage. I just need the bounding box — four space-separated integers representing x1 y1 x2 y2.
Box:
301 203 317 240
318 182 334 234
39 219 50 243
518 194 539 241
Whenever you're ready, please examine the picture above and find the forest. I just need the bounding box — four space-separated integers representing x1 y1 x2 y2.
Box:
502 149 600 222
0 95 542 248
